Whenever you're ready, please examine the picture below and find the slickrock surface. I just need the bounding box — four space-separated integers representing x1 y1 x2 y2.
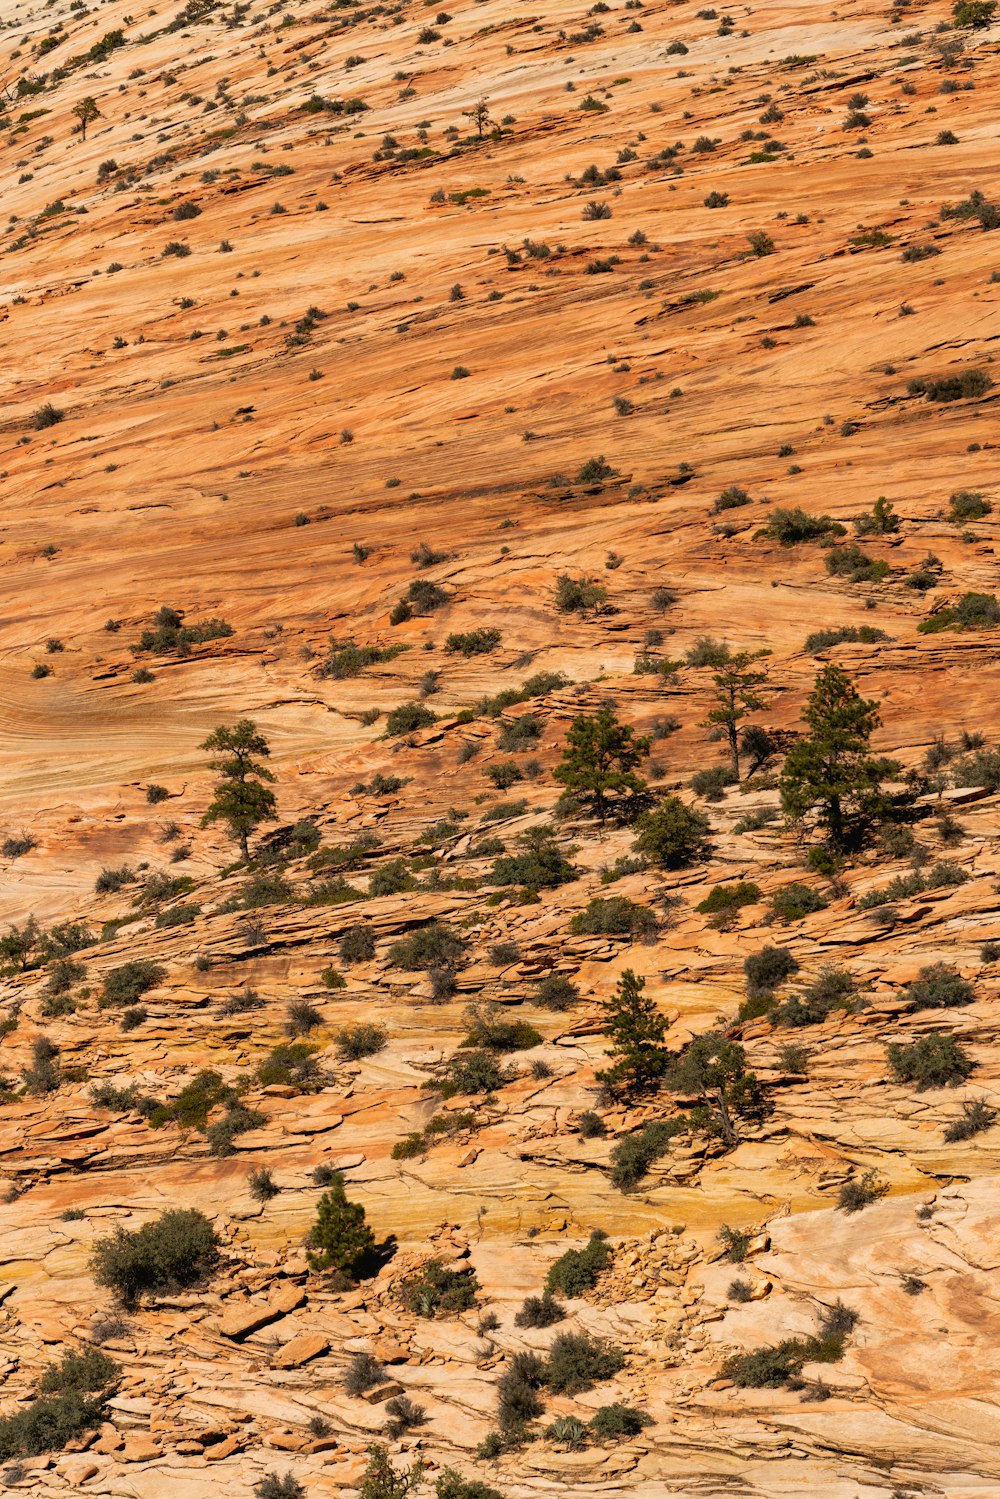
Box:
1 0 1000 1492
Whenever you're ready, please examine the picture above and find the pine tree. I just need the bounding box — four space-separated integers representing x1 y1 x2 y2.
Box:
597 968 669 1096
200 719 277 861
306 1175 375 1279
704 652 770 778
779 666 899 848
554 706 650 823
73 96 101 140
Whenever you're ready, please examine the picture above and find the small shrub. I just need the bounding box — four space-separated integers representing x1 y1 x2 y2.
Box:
609 1119 682 1190
837 1169 890 1213
902 963 975 1010
544 1332 625 1394
690 765 736 801
345 1351 388 1397
744 946 799 996
336 1023 388 1061
399 1259 479 1317
515 1292 565 1328
555 574 607 613
769 883 828 924
578 1110 606 1138
569 897 656 938
385 702 437 736
535 975 581 1011
887 1032 974 1089
90 1208 220 1307
100 960 165 1009
446 629 502 656
696 882 760 915
545 1231 611 1296
943 1097 997 1142
589 1403 650 1439
255 1476 305 1499
633 797 710 867
761 508 845 545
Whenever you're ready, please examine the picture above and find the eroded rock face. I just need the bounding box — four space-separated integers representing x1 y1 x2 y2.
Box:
0 0 999 1493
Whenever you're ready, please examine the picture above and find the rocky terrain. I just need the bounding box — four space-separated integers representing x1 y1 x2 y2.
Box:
1 0 1000 1492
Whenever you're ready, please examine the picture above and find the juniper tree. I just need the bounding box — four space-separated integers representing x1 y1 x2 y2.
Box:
200 719 277 862
669 1033 768 1148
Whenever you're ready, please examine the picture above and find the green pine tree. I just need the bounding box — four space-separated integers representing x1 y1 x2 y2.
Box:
597 968 669 1096
779 666 899 848
200 719 277 861
704 652 770 778
554 705 650 823
307 1174 375 1280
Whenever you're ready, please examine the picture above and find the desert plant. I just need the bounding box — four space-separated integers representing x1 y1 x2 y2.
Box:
633 796 710 867
545 1231 611 1296
90 1209 219 1308
399 1259 479 1317
307 1177 375 1280
887 1032 974 1088
597 968 669 1095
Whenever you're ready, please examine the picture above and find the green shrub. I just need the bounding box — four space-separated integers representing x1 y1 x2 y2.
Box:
345 1351 388 1397
336 1023 388 1061
907 369 992 403
633 796 710 867
718 1223 751 1261
724 1302 858 1386
435 1469 504 1499
543 1332 625 1394
744 945 799 996
100 960 166 1008
609 1119 683 1190
569 897 656 937
535 975 580 1010
461 1003 541 1052
555 575 607 613
399 1259 479 1317
918 592 1000 633
90 1208 220 1307
339 923 376 963
775 966 856 1027
385 702 437 736
255 1474 305 1499
545 1231 611 1296
769 883 828 923
589 1403 650 1439
489 827 574 889
133 606 233 656
804 624 890 653
949 489 991 521
837 1170 889 1213
943 1097 996 1142
446 629 502 656
902 963 975 1010
319 639 407 679
823 544 890 584
514 1292 565 1328
887 1032 973 1088
696 882 760 915
760 508 845 545
39 1348 119 1396
497 1351 545 1430
255 1043 320 1090
389 921 467 971
431 1049 510 1098
690 765 736 801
